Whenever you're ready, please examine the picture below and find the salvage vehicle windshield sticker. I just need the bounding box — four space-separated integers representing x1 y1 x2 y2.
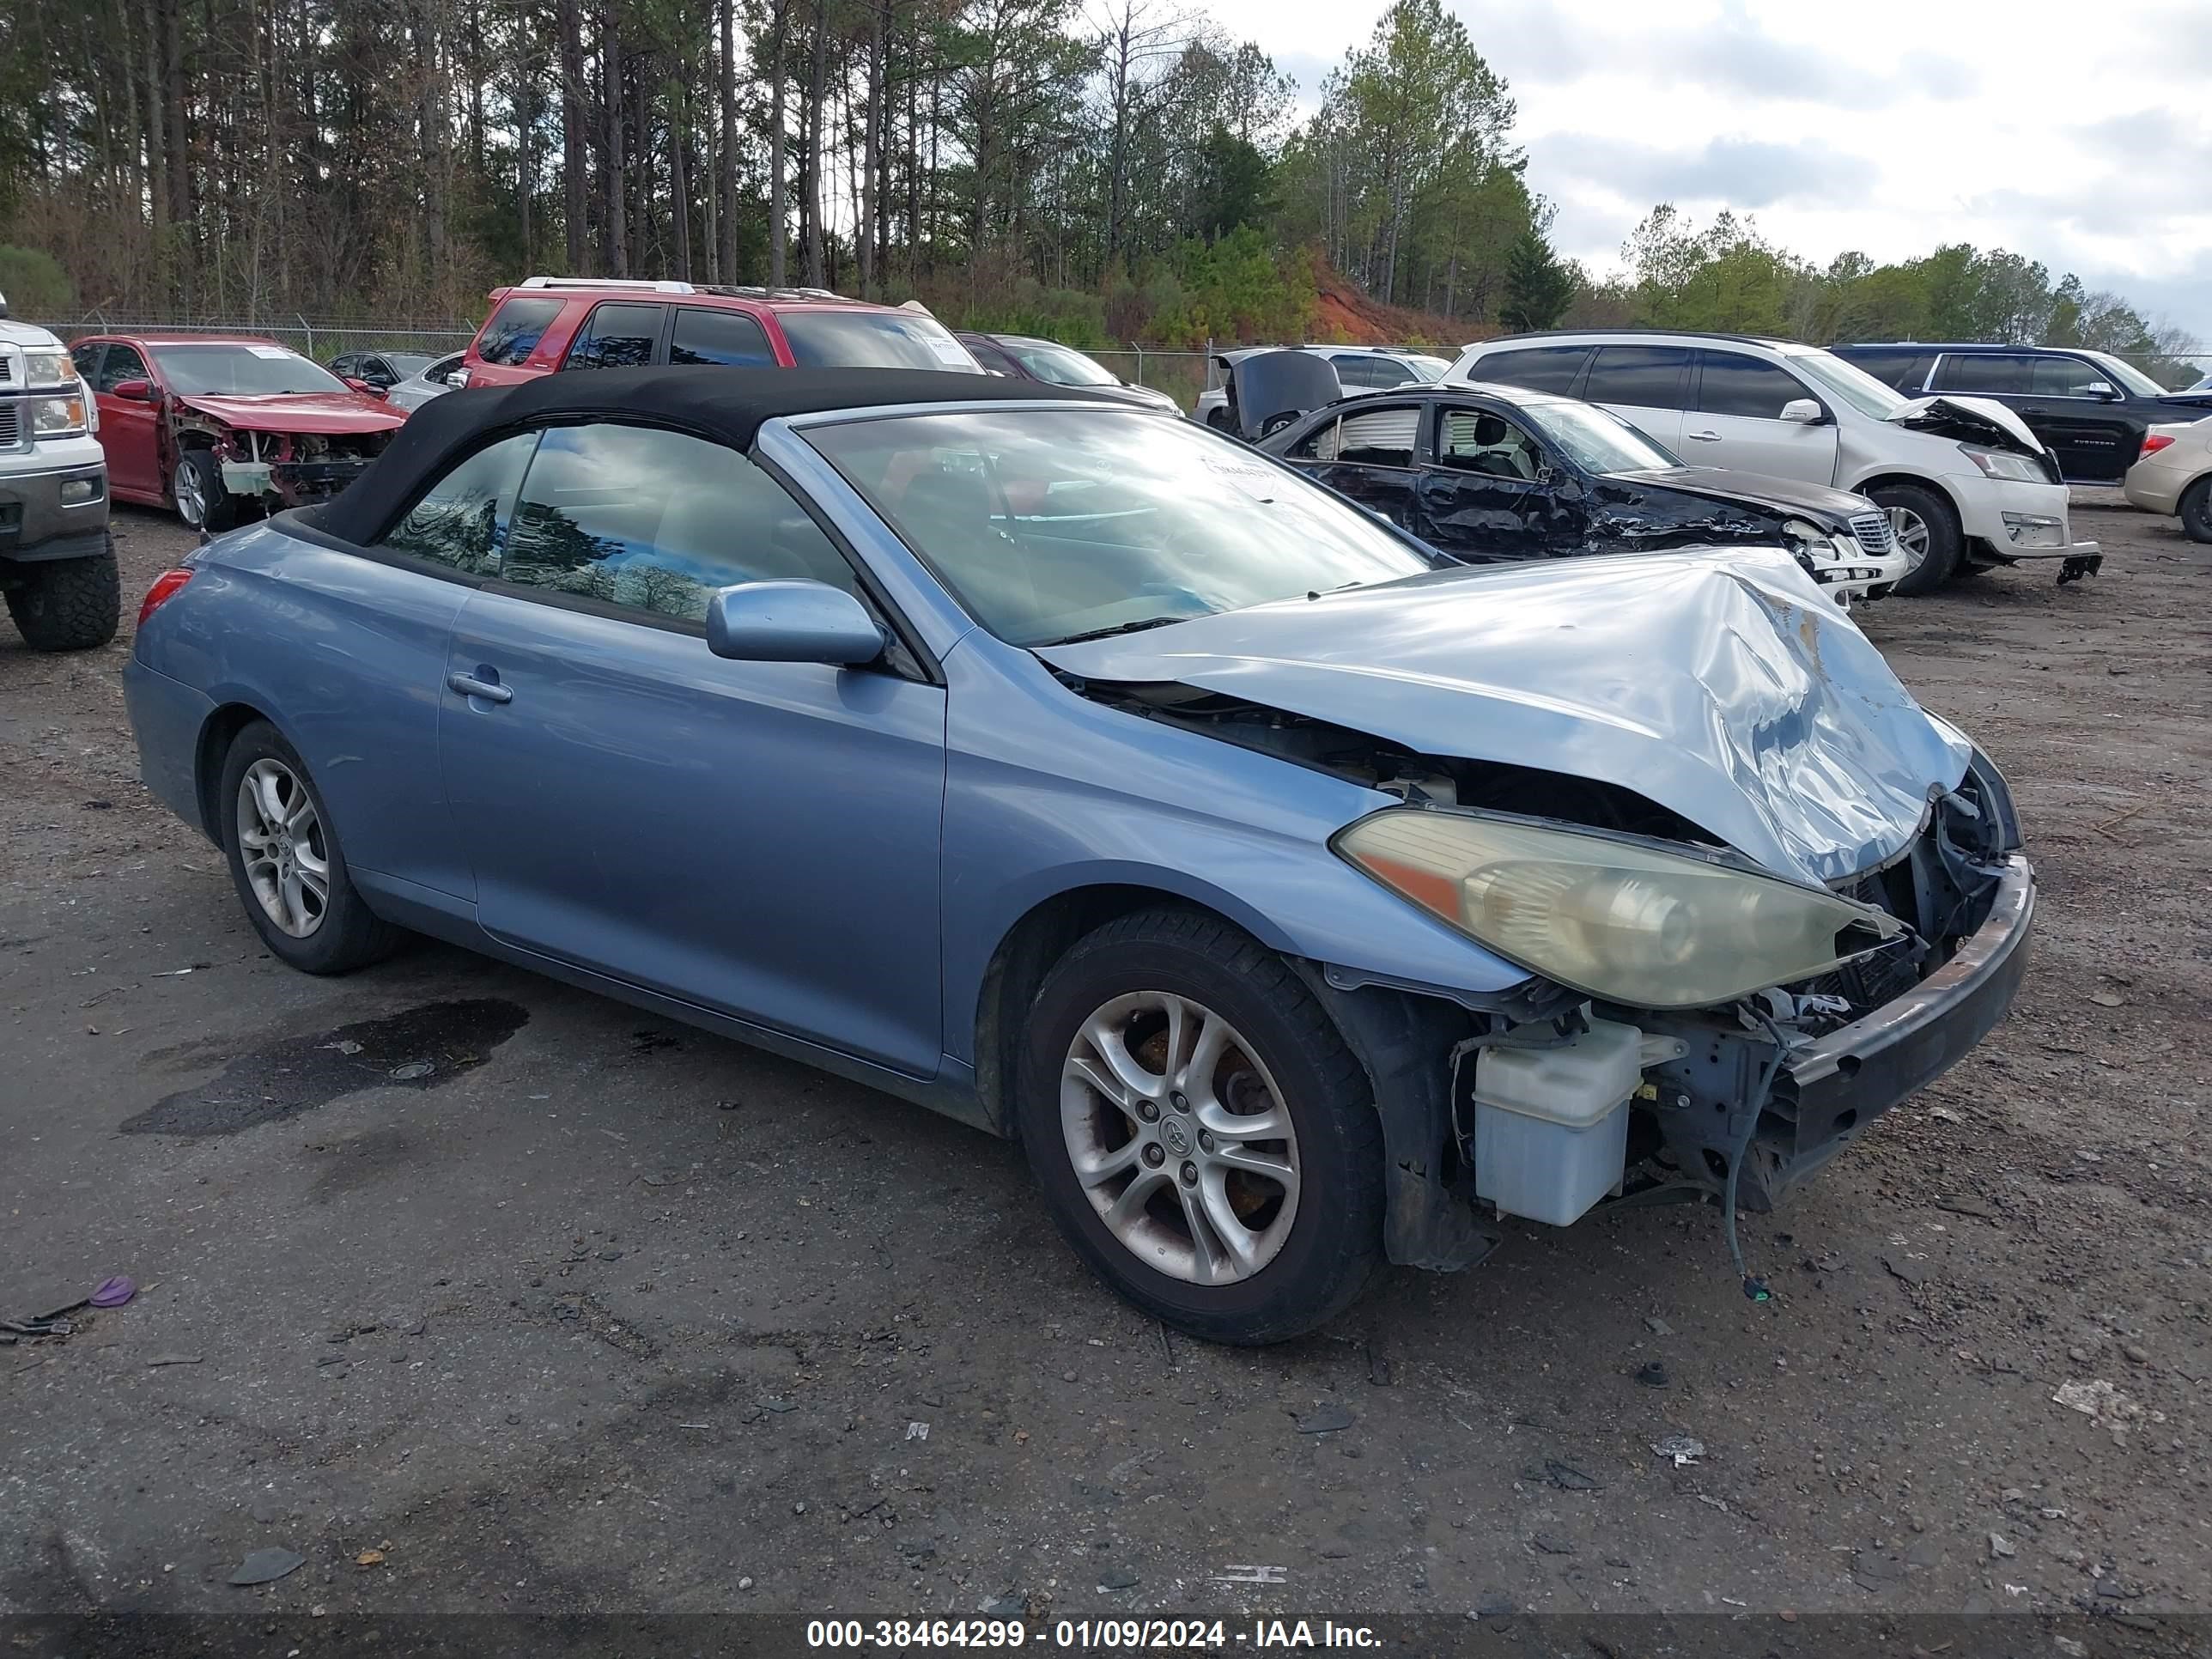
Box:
246 345 294 359
1203 455 1279 502
927 337 972 365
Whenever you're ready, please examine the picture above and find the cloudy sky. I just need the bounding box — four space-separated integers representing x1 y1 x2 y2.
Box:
1199 0 2212 343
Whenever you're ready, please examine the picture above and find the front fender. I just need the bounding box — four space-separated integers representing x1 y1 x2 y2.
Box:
939 639 1532 1069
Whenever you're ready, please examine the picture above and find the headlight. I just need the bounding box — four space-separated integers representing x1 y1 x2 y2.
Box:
21 349 73 387
1960 445 2048 483
28 392 89 434
1334 809 1905 1009
1779 517 1826 549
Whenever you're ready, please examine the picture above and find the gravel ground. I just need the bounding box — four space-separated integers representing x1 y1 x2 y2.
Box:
2 499 2207 1650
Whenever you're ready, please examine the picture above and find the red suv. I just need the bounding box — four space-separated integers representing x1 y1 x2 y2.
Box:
453 278 984 388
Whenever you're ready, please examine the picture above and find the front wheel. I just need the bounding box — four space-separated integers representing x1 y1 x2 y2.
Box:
2181 477 2212 544
217 720 402 974
1017 908 1384 1345
1868 482 1962 595
4 535 120 651
174 448 237 533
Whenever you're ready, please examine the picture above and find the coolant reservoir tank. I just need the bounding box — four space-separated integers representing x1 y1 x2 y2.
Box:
1473 1018 1643 1226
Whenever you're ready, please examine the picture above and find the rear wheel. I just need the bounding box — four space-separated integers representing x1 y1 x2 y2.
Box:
2181 477 2212 545
174 448 237 533
4 534 120 652
217 720 401 974
1017 908 1384 1345
1868 482 1961 595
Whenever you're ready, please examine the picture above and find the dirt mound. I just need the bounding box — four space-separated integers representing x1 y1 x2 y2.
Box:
1310 268 1484 350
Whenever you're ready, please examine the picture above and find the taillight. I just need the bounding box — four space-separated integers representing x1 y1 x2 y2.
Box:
2141 434 2174 459
137 567 194 628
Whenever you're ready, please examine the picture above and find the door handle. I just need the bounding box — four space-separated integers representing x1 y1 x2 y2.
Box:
1686 429 1722 442
447 671 513 704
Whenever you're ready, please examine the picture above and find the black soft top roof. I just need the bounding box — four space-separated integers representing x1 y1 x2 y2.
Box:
316 365 1116 545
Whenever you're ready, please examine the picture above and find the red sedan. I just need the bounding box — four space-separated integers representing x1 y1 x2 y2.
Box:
69 335 407 531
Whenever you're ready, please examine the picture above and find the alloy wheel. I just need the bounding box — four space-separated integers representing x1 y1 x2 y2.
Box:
1060 990 1301 1285
235 758 330 937
175 463 206 527
1887 505 1931 573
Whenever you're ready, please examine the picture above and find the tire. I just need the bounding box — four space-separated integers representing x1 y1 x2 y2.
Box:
1204 406 1233 432
1016 908 1385 1345
173 447 237 533
1868 482 1961 595
2182 477 2212 545
216 720 401 974
4 535 121 652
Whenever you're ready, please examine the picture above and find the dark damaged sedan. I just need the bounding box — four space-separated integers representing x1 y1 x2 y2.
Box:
71 335 408 532
1247 355 1906 603
123 368 2032 1344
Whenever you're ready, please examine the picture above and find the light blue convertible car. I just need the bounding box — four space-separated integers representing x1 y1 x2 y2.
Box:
125 368 2033 1344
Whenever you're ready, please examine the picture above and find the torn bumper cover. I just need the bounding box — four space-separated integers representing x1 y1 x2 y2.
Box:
1777 853 2033 1190
220 457 378 507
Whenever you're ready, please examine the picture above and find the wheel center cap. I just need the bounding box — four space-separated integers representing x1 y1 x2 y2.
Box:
1159 1115 1193 1157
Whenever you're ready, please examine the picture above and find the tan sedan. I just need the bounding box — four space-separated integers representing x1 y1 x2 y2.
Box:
2124 416 2212 542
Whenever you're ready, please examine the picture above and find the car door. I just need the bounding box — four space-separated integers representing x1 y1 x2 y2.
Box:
1415 402 1583 560
1685 349 1840 485
1281 401 1424 529
1577 344 1692 451
437 419 949 1076
88 342 163 500
2024 355 2136 483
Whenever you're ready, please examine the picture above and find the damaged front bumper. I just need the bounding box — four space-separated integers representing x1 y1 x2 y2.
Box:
220 458 377 507
1772 853 2033 1191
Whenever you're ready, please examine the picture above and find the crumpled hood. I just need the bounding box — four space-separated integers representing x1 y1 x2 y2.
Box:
1037 549 1972 886
176 392 407 434
1612 466 1875 526
1887 394 2047 459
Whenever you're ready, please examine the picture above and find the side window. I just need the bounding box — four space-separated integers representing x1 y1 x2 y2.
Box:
503 423 859 623
1696 352 1810 420
1437 409 1544 480
669 307 775 368
2033 356 2109 397
475 296 564 367
1583 345 1691 409
375 433 539 574
1366 358 1419 388
563 304 665 372
1330 355 1383 389
96 344 149 392
330 355 357 378
1290 404 1421 466
1931 353 2033 395
1843 348 1931 391
1474 345 1593 393
71 343 106 383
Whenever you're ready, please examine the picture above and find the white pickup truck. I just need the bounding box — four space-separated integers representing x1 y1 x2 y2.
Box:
0 297 117 651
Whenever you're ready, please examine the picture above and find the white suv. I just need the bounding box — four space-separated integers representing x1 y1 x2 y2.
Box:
1447 331 2100 594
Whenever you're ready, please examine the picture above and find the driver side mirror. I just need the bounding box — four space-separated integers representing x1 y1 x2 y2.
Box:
706 580 884 666
343 376 388 399
1779 398 1826 425
109 378 155 402
2082 380 2118 400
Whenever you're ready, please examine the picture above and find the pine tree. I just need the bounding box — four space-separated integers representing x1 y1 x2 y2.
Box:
1498 228 1576 331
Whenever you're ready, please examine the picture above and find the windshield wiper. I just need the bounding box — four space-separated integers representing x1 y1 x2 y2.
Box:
1048 614 1203 645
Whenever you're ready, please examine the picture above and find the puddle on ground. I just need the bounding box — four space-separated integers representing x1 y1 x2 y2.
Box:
119 998 530 1137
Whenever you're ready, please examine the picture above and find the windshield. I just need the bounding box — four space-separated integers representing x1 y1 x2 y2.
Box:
1006 339 1119 387
1404 355 1451 381
1522 400 1682 473
150 344 349 397
1788 349 1906 418
2081 351 2166 398
805 408 1436 647
779 309 982 373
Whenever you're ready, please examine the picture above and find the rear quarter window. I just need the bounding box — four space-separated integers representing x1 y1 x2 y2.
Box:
1473 345 1593 394
475 296 565 367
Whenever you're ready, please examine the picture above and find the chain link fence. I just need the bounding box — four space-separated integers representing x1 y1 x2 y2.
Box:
31 317 478 362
